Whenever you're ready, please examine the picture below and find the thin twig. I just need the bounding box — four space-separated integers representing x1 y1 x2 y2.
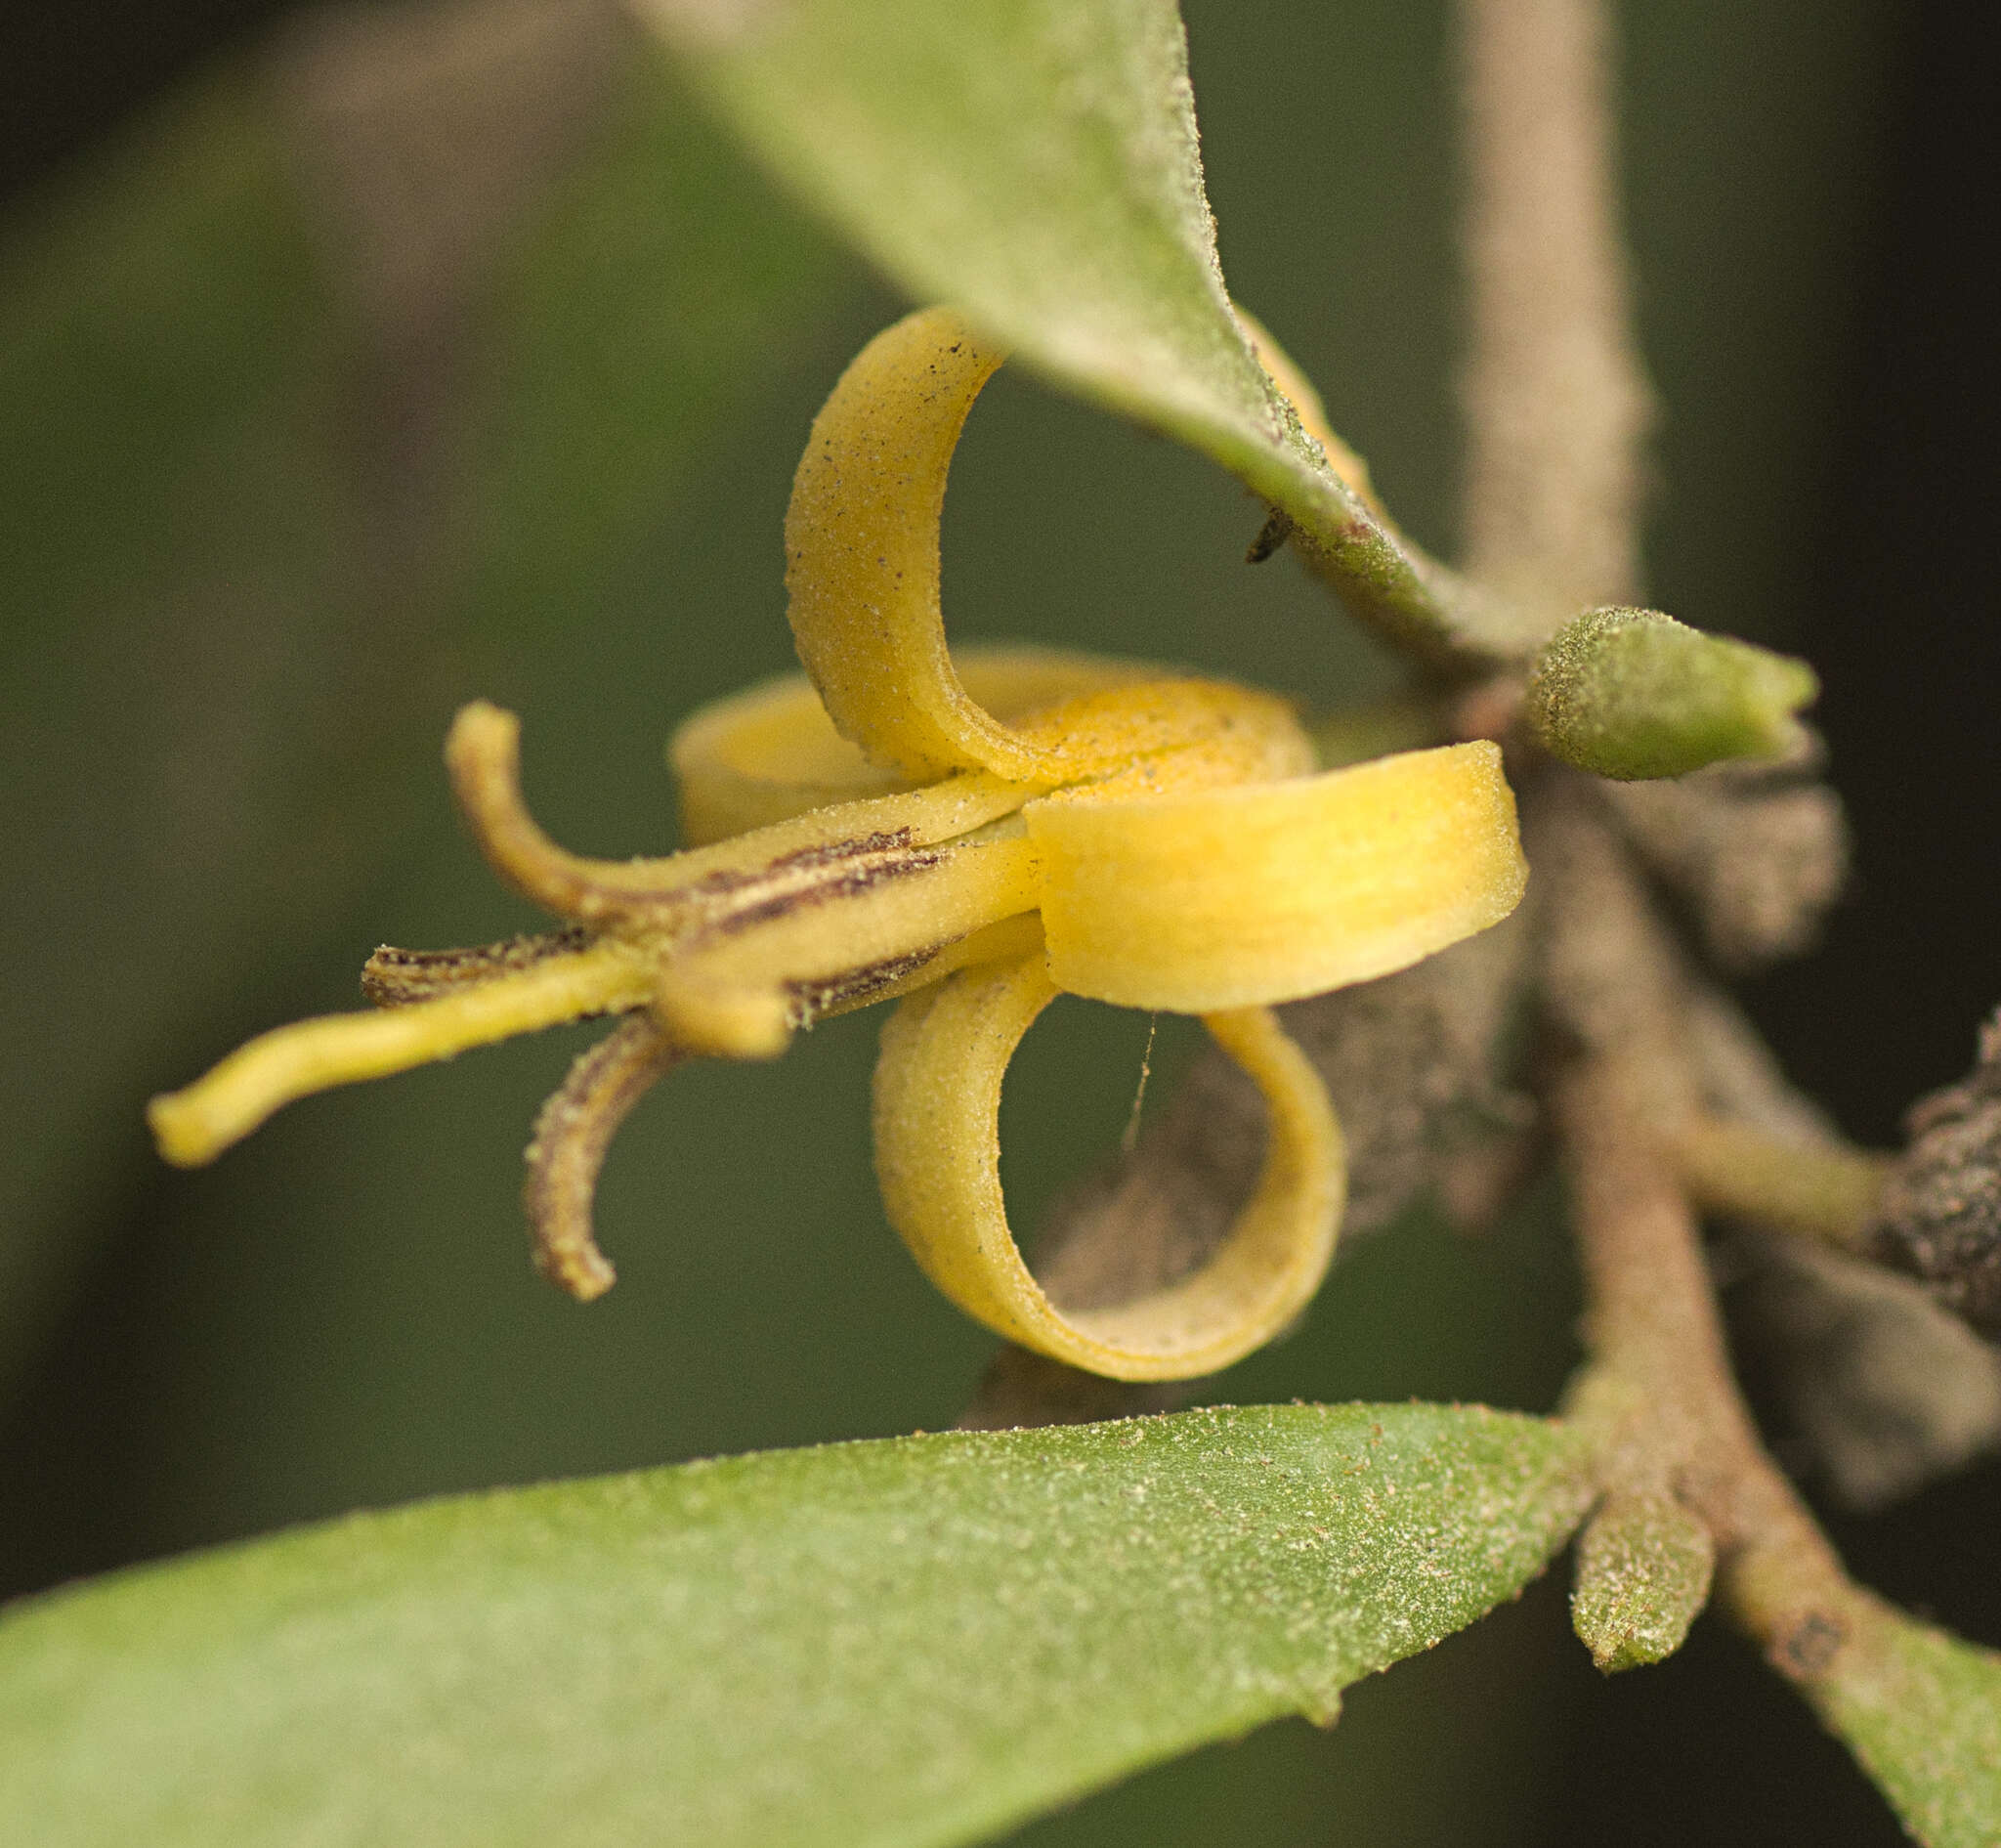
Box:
1457 0 1654 618
1555 1054 1866 1681
1539 792 1880 1687
1669 1112 1889 1253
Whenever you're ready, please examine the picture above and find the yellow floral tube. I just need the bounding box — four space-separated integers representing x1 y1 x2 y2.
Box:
1029 739 1527 1011
873 952 1344 1382
670 646 1160 844
673 652 1317 847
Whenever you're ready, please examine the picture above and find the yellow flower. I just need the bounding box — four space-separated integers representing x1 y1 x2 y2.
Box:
149 308 1526 1383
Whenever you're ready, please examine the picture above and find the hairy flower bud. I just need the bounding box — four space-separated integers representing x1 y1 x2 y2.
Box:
1526 606 1818 782
1872 1010 2001 1336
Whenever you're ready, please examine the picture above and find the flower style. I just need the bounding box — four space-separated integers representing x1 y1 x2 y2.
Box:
149 307 1527 1382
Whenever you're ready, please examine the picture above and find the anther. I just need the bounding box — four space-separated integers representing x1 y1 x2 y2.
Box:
525 1013 685 1301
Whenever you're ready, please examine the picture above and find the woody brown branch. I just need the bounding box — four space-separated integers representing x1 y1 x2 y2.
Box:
1541 794 1871 1685
1556 1046 1894 1687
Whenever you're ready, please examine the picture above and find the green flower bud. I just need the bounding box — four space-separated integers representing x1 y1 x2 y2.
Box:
1571 1488 1715 1673
1526 607 1818 781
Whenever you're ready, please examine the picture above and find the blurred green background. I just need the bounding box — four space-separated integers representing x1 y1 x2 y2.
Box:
4 1 1996 1841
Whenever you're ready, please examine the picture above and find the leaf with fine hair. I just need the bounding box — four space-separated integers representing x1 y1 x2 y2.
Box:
632 0 1516 666
1809 1598 2001 1848
0 1403 1587 1848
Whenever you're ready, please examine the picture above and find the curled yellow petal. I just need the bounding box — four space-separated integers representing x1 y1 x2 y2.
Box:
1029 740 1527 1011
669 669 906 843
450 698 1027 922
788 306 1266 789
873 952 1345 1382
670 645 1160 844
785 305 1026 779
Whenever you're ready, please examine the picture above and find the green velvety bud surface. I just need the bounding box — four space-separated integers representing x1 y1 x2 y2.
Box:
1525 607 1818 780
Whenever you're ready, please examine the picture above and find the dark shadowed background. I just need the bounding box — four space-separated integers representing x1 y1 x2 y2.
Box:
3 2 1997 1841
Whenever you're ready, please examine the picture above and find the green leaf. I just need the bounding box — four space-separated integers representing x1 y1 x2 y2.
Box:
634 0 1516 667
1810 1598 2001 1848
0 1402 1586 1847
1523 605 1818 780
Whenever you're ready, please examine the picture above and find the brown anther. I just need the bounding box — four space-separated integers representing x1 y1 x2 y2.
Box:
788 948 942 1027
362 927 593 1007
524 1012 685 1301
671 833 942 948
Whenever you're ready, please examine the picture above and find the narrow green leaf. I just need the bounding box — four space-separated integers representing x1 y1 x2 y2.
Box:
1569 1488 1714 1673
1523 605 1818 780
1810 1598 2001 1848
634 0 1518 666
0 1403 1586 1848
